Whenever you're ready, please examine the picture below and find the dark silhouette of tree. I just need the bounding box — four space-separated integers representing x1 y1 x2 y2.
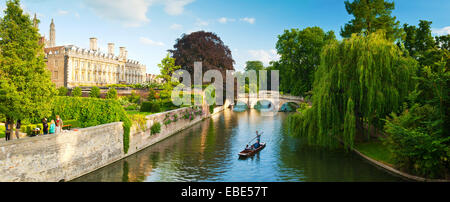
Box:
169 31 236 103
169 31 235 80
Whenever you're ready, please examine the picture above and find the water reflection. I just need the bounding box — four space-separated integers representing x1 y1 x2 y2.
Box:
74 109 402 182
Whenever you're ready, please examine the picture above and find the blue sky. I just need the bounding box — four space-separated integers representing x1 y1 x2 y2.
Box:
1 0 449 74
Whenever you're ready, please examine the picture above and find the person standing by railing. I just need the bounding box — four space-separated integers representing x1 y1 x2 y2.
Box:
55 115 63 134
42 118 49 135
15 119 21 139
49 120 56 134
5 118 11 141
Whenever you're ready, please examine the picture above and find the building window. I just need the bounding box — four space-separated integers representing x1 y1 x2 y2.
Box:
54 71 58 80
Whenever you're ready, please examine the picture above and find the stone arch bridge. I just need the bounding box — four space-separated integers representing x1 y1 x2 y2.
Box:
235 91 304 109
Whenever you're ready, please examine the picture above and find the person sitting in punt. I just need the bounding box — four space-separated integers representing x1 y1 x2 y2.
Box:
245 145 251 150
253 140 260 149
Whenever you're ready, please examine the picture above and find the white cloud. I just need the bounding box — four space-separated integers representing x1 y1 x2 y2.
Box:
248 49 280 66
195 19 209 27
82 0 194 27
83 0 151 27
74 12 80 19
57 10 69 15
240 17 255 24
163 0 195 16
140 37 165 46
170 23 183 30
218 17 236 24
432 26 450 35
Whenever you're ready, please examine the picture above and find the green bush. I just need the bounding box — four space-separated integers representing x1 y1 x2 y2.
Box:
0 125 5 138
64 119 81 128
141 101 161 113
209 104 216 114
89 86 101 98
57 87 69 96
21 123 43 135
105 84 131 88
52 96 131 154
140 101 152 112
160 100 178 111
148 88 157 100
150 122 161 135
152 102 161 113
72 87 82 97
127 91 141 104
106 88 118 100
383 104 450 179
124 104 140 111
129 114 147 132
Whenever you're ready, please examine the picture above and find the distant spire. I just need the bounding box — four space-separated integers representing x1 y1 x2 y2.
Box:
33 13 38 29
49 18 56 47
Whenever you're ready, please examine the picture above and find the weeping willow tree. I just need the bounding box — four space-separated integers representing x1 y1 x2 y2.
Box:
288 32 417 150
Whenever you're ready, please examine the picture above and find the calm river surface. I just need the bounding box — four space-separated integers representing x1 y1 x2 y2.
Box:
74 109 402 182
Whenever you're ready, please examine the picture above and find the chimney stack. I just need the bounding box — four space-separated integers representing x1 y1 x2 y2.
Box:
90 37 98 51
119 47 126 58
108 43 115 55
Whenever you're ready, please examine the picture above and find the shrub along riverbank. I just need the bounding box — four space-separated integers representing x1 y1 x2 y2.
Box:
52 96 132 154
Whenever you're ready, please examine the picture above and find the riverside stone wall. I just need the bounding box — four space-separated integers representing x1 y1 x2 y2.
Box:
0 122 124 182
0 104 228 182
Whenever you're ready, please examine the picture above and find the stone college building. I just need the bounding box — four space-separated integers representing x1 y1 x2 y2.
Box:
37 17 147 88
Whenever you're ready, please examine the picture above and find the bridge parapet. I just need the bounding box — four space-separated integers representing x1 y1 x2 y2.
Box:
235 91 304 109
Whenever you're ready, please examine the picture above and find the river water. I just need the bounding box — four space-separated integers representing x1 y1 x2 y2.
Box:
74 109 402 182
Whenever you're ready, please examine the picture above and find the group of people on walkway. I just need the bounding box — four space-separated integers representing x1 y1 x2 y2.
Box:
3 115 63 142
41 115 64 135
4 118 21 141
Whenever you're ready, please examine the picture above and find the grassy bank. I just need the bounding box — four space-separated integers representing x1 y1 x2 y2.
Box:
356 140 395 166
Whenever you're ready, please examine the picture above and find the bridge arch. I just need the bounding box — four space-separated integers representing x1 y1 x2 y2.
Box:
233 101 249 112
280 102 300 112
253 99 275 110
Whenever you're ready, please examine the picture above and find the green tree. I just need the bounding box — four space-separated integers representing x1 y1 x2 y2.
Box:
158 53 181 82
157 53 181 100
435 34 450 51
0 0 56 123
383 61 450 178
72 87 82 97
402 20 436 61
275 27 336 96
57 87 68 96
106 88 118 100
245 61 264 72
341 0 402 41
243 61 265 92
288 32 417 150
89 86 101 98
